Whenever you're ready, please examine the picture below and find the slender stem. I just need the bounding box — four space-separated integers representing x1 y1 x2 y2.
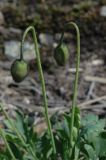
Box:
60 22 80 146
0 128 16 160
0 105 38 160
21 26 56 154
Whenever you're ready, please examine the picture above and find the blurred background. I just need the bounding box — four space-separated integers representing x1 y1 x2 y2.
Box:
0 0 106 123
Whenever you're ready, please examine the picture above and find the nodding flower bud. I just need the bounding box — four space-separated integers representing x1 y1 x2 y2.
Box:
11 59 29 83
54 43 69 66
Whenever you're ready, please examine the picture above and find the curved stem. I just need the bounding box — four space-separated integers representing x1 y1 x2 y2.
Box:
60 22 80 146
21 26 56 154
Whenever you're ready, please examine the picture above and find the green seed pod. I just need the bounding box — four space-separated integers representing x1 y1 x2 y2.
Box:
11 59 29 83
54 43 69 66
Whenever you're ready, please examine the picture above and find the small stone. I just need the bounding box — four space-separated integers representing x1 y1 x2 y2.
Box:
9 27 22 36
4 40 36 60
100 6 106 17
92 59 104 66
23 97 30 105
39 33 54 46
0 12 4 25
54 33 61 41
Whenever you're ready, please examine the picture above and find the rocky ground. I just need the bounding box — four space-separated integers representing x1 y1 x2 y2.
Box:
0 0 106 130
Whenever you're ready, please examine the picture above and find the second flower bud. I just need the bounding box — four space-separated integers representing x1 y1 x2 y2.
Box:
54 43 69 66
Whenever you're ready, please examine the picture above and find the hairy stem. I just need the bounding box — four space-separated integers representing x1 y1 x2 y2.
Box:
60 22 80 146
21 26 56 154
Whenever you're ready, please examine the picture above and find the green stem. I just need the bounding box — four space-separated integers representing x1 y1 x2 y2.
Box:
60 22 80 146
21 26 56 154
0 105 38 160
0 128 16 160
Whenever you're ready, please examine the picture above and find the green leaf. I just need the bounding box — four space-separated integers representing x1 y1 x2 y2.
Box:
8 142 23 160
82 114 98 126
74 145 80 160
99 137 106 157
56 118 70 140
100 130 106 139
15 110 25 135
84 144 96 159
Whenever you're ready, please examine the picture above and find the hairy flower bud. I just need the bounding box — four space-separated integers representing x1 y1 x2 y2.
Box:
54 43 69 66
11 59 29 83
